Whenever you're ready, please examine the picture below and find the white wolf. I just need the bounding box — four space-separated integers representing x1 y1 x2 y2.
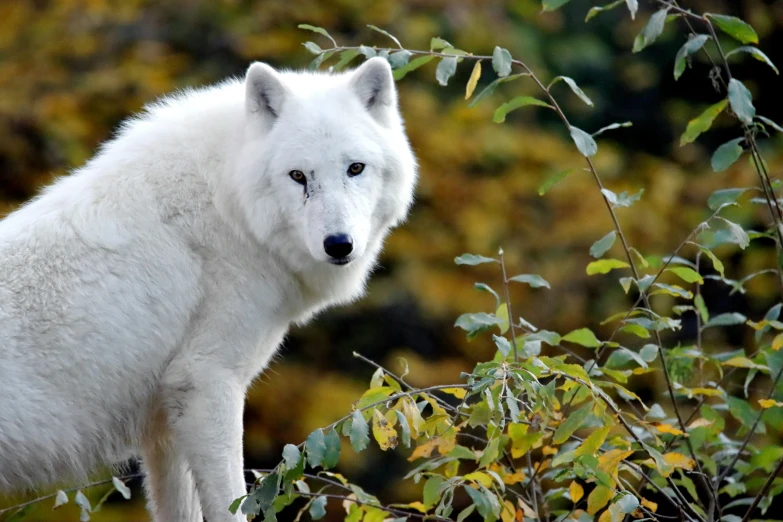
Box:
0 57 416 521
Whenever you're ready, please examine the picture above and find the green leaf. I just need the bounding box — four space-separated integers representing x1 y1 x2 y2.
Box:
492 47 513 77
563 328 600 348
538 169 575 195
366 24 402 48
674 34 710 80
508 274 551 289
468 73 525 107
228 496 245 515
423 476 445 508
331 49 361 71
715 217 750 249
350 409 370 452
704 312 746 329
322 429 341 469
553 402 593 443
632 8 669 53
727 396 765 434
493 334 512 357
393 55 435 80
711 137 744 172
242 472 279 515
590 231 617 258
435 57 458 86
542 0 572 11
387 50 412 69
666 266 703 284
111 477 131 500
586 259 630 275
728 78 756 124
625 0 638 20
358 45 377 58
640 344 658 362
592 121 632 137
621 323 650 338
708 188 749 210
455 253 497 265
298 24 336 45
430 37 451 50
394 410 411 447
680 99 728 145
585 0 625 22
726 46 779 75
707 14 758 44
54 490 69 508
615 494 640 514
552 76 594 106
303 41 322 55
758 115 783 133
492 96 552 123
309 496 328 520
463 486 493 520
283 444 301 470
699 248 725 276
306 428 327 467
478 437 501 468
570 126 598 157
455 312 505 333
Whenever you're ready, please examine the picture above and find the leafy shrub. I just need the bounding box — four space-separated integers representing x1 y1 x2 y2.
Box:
3 1 782 521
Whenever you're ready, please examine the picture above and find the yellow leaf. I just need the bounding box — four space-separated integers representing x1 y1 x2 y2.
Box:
440 387 467 399
684 387 724 397
372 409 398 451
653 423 686 436
722 356 764 369
663 452 695 471
597 509 612 522
406 501 427 513
401 397 424 438
598 449 634 474
773 332 783 351
501 500 516 522
517 498 537 519
496 302 510 334
502 469 526 485
542 445 558 456
464 471 494 488
575 425 611 457
687 418 713 429
758 398 783 408
408 438 438 461
465 61 482 100
641 498 657 512
570 481 584 503
444 459 460 478
587 485 613 515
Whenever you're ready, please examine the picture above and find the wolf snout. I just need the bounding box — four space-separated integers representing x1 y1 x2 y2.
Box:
323 233 353 262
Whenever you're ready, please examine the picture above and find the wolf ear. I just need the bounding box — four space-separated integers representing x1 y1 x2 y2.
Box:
245 62 289 121
351 57 397 125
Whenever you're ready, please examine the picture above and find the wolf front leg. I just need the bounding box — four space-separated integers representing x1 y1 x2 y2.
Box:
163 366 248 522
141 435 204 522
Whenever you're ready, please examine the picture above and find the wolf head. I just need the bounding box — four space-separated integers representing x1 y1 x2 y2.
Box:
233 57 417 273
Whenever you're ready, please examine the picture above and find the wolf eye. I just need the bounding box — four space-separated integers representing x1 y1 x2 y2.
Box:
347 163 365 176
289 170 306 184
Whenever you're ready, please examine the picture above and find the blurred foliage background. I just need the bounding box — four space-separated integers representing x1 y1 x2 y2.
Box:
1 0 782 520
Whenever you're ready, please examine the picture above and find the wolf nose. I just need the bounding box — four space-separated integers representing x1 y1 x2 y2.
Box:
323 234 353 259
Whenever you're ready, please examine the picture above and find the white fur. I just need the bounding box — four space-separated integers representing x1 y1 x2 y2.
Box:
0 57 416 521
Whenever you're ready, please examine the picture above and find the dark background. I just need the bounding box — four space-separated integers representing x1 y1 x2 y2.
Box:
1 0 782 519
